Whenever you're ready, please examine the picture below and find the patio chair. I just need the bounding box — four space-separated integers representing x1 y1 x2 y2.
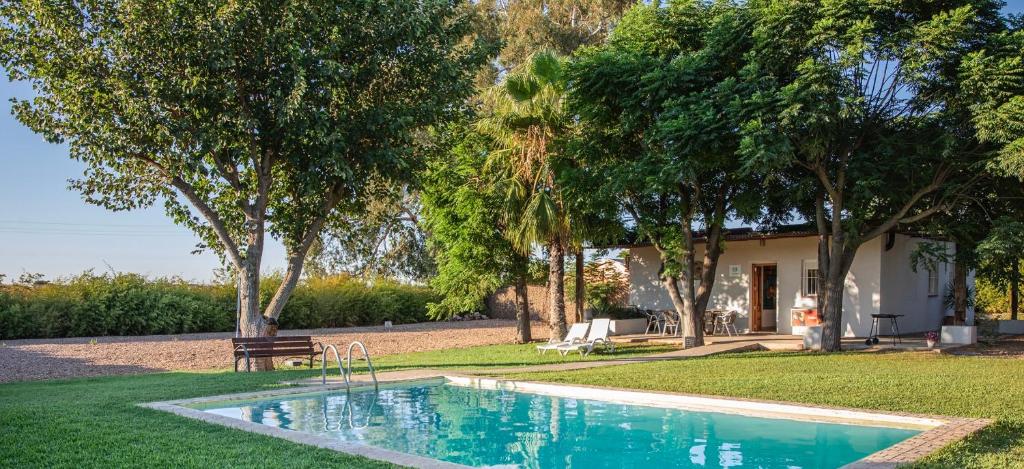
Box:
644 310 663 335
703 310 718 335
713 311 739 336
557 318 615 357
537 322 590 354
662 311 679 336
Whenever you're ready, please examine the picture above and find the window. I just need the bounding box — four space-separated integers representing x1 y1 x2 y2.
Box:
928 268 939 296
802 260 818 297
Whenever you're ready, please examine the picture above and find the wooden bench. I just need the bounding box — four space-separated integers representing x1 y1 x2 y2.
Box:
232 336 322 372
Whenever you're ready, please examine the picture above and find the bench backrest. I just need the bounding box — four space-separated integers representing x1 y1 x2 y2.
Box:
232 336 315 357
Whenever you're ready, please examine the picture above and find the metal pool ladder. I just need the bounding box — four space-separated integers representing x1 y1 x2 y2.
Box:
321 341 378 390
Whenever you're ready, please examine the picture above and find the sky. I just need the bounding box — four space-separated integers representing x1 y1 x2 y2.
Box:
0 79 287 282
1 2 1022 283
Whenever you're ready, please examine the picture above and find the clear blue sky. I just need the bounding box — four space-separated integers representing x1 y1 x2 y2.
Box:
1 2 1021 283
0 79 286 282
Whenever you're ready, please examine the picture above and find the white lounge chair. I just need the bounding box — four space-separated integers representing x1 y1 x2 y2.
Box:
557 318 615 357
537 322 590 354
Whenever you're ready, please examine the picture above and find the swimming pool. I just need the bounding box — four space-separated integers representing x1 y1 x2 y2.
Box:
181 377 927 468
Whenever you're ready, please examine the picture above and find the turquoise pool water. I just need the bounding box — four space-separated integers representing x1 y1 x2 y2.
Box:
194 381 919 468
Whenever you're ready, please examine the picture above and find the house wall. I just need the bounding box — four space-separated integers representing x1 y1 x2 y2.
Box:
878 235 955 334
627 236 883 336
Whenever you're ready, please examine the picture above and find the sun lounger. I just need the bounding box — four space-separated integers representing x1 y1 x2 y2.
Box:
537 322 590 354
557 318 615 357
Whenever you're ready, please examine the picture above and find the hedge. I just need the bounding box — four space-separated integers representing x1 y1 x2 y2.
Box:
0 272 437 340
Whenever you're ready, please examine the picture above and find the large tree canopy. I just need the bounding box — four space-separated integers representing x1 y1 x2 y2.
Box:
0 0 490 344
567 0 770 345
739 0 1007 350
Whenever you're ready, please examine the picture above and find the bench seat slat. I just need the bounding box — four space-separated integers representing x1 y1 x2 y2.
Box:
234 341 313 348
236 351 315 358
233 347 315 354
234 345 315 350
232 337 313 343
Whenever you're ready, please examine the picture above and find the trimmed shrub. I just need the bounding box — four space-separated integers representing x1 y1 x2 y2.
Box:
0 272 436 339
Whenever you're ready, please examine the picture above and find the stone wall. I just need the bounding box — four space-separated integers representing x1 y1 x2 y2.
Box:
486 285 581 324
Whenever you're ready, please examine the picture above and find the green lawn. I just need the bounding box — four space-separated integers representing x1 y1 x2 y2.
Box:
350 341 673 373
505 351 1024 468
2 346 1022 468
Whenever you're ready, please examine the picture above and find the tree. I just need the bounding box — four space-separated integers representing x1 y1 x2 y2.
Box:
957 16 1024 322
740 0 1006 351
421 126 533 342
962 18 1024 177
476 51 574 339
567 0 767 346
0 0 490 351
479 0 634 74
977 217 1024 320
307 181 435 282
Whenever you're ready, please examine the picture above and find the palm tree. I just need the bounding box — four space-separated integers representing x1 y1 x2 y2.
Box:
476 51 572 339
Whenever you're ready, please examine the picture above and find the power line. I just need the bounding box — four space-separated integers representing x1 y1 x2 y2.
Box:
0 229 192 237
0 219 179 228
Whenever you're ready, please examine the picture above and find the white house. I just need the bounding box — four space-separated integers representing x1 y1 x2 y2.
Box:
623 228 970 337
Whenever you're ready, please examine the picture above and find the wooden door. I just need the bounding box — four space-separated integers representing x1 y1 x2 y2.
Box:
751 265 763 331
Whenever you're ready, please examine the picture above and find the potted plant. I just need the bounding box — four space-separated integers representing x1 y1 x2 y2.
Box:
924 331 939 349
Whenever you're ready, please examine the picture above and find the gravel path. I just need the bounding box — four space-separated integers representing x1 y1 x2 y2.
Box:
0 320 551 383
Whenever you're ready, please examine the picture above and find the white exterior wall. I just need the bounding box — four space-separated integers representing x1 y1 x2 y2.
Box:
878 235 955 334
627 236 885 337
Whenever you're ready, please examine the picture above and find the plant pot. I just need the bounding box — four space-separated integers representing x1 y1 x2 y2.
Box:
609 318 647 336
997 320 1024 335
802 325 823 351
940 325 977 345
926 339 936 349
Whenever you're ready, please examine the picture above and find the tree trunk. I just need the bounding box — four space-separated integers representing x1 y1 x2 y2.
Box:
662 273 687 328
694 218 725 330
548 240 568 340
236 259 277 370
575 251 585 322
678 224 702 346
953 255 968 325
1012 259 1019 321
237 263 264 337
264 253 307 323
819 244 856 352
514 276 532 344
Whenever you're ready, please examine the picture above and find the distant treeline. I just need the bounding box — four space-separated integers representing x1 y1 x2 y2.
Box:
0 272 436 340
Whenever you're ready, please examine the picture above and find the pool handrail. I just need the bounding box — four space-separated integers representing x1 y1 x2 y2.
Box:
346 341 378 390
321 344 349 386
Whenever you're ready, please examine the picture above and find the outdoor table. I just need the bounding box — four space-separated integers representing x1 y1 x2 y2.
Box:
867 314 904 346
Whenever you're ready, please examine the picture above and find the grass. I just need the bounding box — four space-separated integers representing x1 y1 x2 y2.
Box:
3 345 1022 468
505 351 1024 468
348 341 673 373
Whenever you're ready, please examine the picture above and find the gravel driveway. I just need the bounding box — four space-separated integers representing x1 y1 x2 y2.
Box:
0 320 550 383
